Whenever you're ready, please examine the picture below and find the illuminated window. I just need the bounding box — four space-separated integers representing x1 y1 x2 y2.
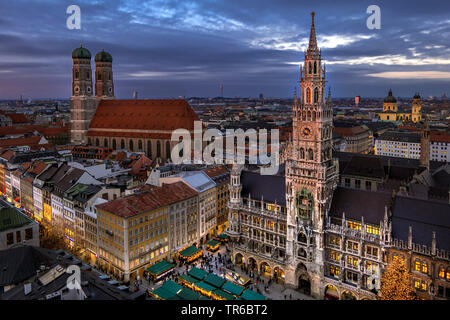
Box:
366 225 380 235
330 265 340 277
414 280 420 289
421 282 427 291
415 261 421 271
347 221 361 231
422 263 428 274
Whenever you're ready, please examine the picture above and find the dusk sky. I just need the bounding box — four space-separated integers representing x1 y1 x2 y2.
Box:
0 0 449 99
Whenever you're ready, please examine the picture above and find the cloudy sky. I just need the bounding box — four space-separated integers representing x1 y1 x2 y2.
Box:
0 0 449 99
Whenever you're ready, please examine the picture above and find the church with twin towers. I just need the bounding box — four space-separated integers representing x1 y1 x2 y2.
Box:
69 45 199 162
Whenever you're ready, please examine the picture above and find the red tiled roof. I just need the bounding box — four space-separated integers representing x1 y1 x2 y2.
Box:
87 99 199 138
130 155 153 175
6 113 29 124
0 124 68 137
0 149 15 161
430 131 450 143
0 136 42 148
204 165 229 178
96 181 197 217
26 160 49 176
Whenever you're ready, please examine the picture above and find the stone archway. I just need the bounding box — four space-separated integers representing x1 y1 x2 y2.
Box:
296 262 310 295
260 261 271 278
341 290 357 300
273 266 285 284
248 257 257 271
324 284 339 300
234 253 244 266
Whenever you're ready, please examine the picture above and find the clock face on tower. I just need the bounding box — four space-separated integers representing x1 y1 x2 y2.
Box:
303 127 311 136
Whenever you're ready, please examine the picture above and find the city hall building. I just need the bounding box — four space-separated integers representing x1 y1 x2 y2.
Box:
226 13 450 300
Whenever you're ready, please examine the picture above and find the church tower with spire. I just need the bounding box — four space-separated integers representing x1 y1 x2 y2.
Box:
285 12 339 298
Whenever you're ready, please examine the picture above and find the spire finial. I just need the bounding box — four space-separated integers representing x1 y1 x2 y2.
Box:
307 11 318 54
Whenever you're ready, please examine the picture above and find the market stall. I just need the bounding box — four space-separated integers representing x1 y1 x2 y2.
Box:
206 239 220 252
240 288 266 300
178 245 203 263
146 260 175 281
216 233 228 243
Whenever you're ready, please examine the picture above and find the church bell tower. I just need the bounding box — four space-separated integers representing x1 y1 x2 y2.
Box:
284 12 339 298
70 45 98 145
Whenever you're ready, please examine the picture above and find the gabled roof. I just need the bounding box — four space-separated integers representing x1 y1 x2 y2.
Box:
87 99 199 138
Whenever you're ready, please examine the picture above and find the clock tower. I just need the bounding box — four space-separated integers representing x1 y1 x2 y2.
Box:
284 12 339 298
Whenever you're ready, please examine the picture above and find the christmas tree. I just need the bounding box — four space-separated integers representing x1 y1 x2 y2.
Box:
379 257 415 300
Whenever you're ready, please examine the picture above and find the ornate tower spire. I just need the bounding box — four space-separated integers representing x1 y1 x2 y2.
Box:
307 12 319 56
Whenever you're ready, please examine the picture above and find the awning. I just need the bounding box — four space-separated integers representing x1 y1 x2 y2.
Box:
178 274 199 285
222 281 245 296
206 239 220 248
150 286 177 300
177 287 201 300
204 273 226 289
217 233 228 240
213 289 236 300
188 267 208 281
241 289 266 300
179 246 202 260
146 260 176 277
160 280 183 295
194 281 216 293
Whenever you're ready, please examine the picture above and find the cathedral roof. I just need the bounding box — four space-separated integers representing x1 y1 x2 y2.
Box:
95 50 113 63
384 89 397 103
72 45 91 59
87 99 200 139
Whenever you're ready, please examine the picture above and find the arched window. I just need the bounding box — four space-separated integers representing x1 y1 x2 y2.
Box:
295 189 314 220
157 140 161 158
166 141 171 159
120 139 125 149
112 139 117 150
75 71 79 79
129 140 134 151
314 61 317 74
86 72 90 79
298 233 307 243
314 87 319 103
95 138 99 147
97 72 101 80
308 148 314 160
138 140 143 151
308 62 312 74
312 111 316 121
147 140 152 158
300 148 305 159
104 139 108 147
306 88 311 104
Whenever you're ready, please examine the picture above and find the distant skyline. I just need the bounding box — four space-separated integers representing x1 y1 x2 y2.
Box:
0 0 449 99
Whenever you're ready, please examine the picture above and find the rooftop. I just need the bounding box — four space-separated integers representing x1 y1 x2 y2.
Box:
96 181 197 217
